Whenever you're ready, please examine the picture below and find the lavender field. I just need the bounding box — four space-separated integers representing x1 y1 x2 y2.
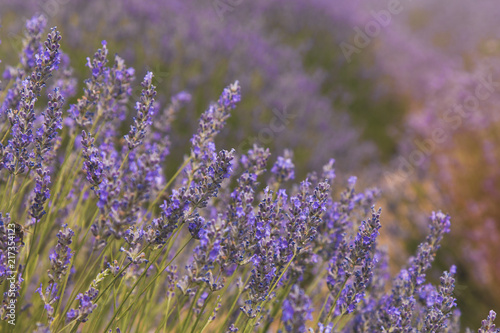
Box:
0 0 499 332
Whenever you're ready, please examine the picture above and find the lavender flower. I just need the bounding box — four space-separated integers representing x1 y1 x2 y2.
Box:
182 217 225 293
242 237 278 317
29 167 51 223
69 40 109 127
271 150 295 183
81 130 104 188
48 225 74 284
326 208 381 317
190 81 240 160
36 283 58 323
188 149 235 209
164 265 178 299
34 88 64 168
407 212 451 290
1 15 47 116
28 27 61 97
149 190 188 245
358 212 452 331
66 269 110 324
220 145 270 268
101 54 135 121
287 180 330 252
2 24 62 128
422 266 457 331
281 285 313 332
16 15 47 72
124 72 157 149
227 324 239 332
120 227 148 265
314 175 374 262
146 82 239 252
5 79 37 174
478 311 500 333
36 225 74 323
105 145 162 239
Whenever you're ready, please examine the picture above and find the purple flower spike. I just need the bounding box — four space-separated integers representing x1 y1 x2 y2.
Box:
271 150 295 183
29 167 51 223
124 72 157 150
282 285 313 332
81 130 104 188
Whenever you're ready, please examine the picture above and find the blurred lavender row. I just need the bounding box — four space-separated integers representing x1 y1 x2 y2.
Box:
1 0 500 329
1 0 380 178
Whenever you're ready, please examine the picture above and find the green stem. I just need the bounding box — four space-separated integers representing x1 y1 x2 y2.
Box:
241 316 252 333
116 233 191 318
5 170 32 214
218 271 251 333
314 295 330 329
331 311 345 331
56 210 102 330
180 288 202 333
325 278 348 324
189 292 212 333
156 296 173 333
0 125 11 144
56 321 75 333
268 253 296 298
6 174 16 208
117 151 131 175
102 241 170 332
260 282 293 333
199 294 222 333
246 253 296 331
54 229 94 315
1 174 12 211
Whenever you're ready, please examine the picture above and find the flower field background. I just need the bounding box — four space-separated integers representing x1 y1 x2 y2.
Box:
0 0 499 332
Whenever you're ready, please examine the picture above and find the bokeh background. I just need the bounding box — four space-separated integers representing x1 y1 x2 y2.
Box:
1 0 499 328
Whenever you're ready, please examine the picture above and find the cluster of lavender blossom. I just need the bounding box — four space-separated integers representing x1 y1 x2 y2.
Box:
0 15 498 333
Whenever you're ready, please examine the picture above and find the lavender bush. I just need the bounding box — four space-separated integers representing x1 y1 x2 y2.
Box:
0 16 498 332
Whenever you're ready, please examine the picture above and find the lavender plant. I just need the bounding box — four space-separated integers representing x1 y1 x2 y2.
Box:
0 15 498 333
